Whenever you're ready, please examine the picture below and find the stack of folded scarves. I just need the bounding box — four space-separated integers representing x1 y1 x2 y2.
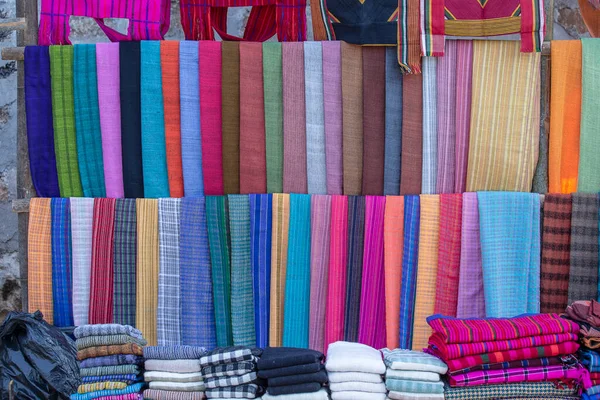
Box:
425 314 588 399
142 345 208 400
200 346 265 399
382 349 447 400
257 347 328 399
325 341 387 400
71 324 146 400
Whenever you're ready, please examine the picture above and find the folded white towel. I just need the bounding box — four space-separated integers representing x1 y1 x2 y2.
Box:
145 359 202 373
328 371 383 383
148 381 206 392
385 369 440 382
331 392 386 400
387 391 444 400
330 381 387 393
145 371 204 383
261 388 330 400
325 341 386 374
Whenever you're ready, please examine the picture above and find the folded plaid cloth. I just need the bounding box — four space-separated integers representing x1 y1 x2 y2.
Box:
443 381 580 400
82 375 141 385
92 394 143 400
582 349 600 372
142 390 206 400
79 354 144 369
203 361 257 378
387 392 444 400
80 364 141 377
74 324 143 339
143 345 208 360
145 359 202 373
447 355 575 376
205 383 263 399
385 379 444 394
77 344 144 361
70 383 145 400
144 371 203 383
200 347 262 367
205 372 258 389
382 349 447 374
148 381 206 392
76 335 148 350
78 382 127 394
385 369 440 382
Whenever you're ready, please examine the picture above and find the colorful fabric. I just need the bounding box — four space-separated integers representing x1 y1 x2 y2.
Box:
263 43 283 194
81 374 140 384
78 382 127 394
89 198 115 324
383 196 403 349
453 41 473 193
222 42 240 195
358 196 386 349
69 383 144 400
270 193 290 347
206 196 233 347
447 364 590 387
24 46 60 197
382 348 448 374
283 194 312 348
399 75 422 195
397 0 421 73
421 58 437 195
79 354 142 368
76 334 147 350
113 199 137 327
70 198 93 326
477 192 540 317
582 349 600 372
384 47 402 196
51 198 73 327
344 196 365 342
73 44 105 197
443 381 579 400
28 198 53 323
80 364 141 377
447 355 572 375
77 343 144 361
466 41 540 192
322 42 343 195
49 45 83 197
74 324 142 339
180 197 216 349
399 196 419 349
95 43 123 198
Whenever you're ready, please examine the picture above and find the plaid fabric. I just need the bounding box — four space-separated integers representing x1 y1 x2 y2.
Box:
70 198 94 326
79 354 143 368
81 374 140 384
205 384 261 399
385 378 443 394
77 343 144 361
143 345 207 360
381 348 447 374
205 372 258 389
581 349 600 372
69 382 144 400
201 347 262 367
269 193 290 347
399 195 419 349
158 198 182 346
80 364 141 377
443 381 579 400
51 198 74 327
90 198 116 324
447 364 591 387
78 381 127 394
76 334 147 350
74 324 143 339
113 199 137 327
203 362 257 378
28 198 54 323
142 390 205 400
448 355 575 376
344 196 365 343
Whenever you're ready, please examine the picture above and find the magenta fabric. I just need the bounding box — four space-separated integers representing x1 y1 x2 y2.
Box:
96 43 124 198
309 195 332 353
199 42 224 195
322 42 343 195
453 41 473 193
456 192 485 318
358 196 386 349
436 41 457 194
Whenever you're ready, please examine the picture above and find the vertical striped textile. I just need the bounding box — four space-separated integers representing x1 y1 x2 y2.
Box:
453 41 473 193
140 41 170 198
283 43 308 194
49 45 83 197
305 42 327 195
263 43 284 194
158 198 182 346
119 42 144 199
270 193 290 347
73 44 105 197
113 199 137 327
28 198 53 323
578 39 600 193
466 41 541 192
421 58 437 195
434 194 462 317
384 47 403 196
222 42 240 195
70 198 93 326
549 40 581 194
344 196 365 342
250 194 273 349
412 195 439 351
160 41 184 198
180 197 217 349
400 74 423 195
456 192 485 319
478 192 541 317
541 194 572 313
399 196 420 349
24 46 59 197
322 42 343 195
383 196 403 349
228 195 257 347
309 195 331 353
206 196 233 347
435 41 457 194
96 43 124 198
199 42 224 195
324 195 348 352
180 41 204 196
358 196 386 349
51 198 73 327
362 48 386 196
568 193 599 303
89 198 116 324
240 43 267 194
283 194 311 348
341 43 363 195
136 199 159 346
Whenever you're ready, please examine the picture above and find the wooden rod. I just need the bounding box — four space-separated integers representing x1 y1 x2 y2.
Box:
0 18 27 32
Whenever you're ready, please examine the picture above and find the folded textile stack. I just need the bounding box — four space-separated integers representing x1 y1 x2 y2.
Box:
382 349 447 400
325 341 386 400
200 346 265 399
71 324 146 400
257 347 328 399
142 345 208 400
425 314 589 399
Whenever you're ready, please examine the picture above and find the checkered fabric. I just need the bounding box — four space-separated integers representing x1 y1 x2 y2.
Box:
113 198 137 327
443 381 579 400
77 343 144 361
74 324 143 339
203 361 257 378
205 384 262 399
205 372 258 389
201 347 262 367
28 198 53 323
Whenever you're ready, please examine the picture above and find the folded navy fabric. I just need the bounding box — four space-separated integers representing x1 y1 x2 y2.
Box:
268 367 328 387
79 354 143 368
258 362 323 379
257 348 324 370
266 382 323 396
143 345 208 360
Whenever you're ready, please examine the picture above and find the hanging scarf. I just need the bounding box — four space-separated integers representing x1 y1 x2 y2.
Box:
397 0 421 73
384 47 402 196
322 42 343 195
421 58 438 195
28 199 53 323
222 42 241 195
263 43 284 194
113 199 137 327
70 198 93 326
383 196 404 349
344 195 365 342
399 195 420 349
400 74 423 195
453 41 473 194
270 193 290 347
51 198 73 327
